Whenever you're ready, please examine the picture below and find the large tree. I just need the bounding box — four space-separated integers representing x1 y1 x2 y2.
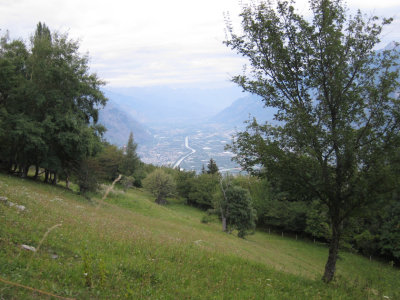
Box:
225 0 400 282
217 177 257 238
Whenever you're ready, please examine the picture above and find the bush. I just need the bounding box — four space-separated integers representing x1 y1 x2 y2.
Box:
77 158 100 196
120 176 135 191
143 169 176 205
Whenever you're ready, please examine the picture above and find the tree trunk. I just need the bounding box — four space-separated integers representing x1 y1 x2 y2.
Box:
33 165 39 179
18 165 23 176
156 196 167 205
20 165 29 178
51 172 57 185
322 222 341 283
222 216 227 232
23 165 29 178
44 169 49 183
66 175 70 189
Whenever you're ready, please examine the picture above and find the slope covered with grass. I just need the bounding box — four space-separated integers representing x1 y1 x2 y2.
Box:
0 174 398 299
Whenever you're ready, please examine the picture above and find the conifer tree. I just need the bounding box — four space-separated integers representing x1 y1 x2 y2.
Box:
207 158 219 175
121 132 139 177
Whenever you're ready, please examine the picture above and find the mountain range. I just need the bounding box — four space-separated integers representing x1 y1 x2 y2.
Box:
102 86 244 126
98 100 153 147
98 44 399 148
208 95 276 128
98 88 276 147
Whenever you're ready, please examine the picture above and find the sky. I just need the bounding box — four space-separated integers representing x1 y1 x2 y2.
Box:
1 0 399 89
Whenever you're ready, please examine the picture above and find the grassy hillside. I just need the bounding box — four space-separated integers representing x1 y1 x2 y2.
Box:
0 174 398 299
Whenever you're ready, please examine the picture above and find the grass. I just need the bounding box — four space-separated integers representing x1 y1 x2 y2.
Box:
0 173 399 299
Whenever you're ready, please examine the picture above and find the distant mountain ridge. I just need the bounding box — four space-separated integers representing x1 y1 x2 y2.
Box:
210 43 400 129
209 95 276 128
102 86 244 126
98 99 153 147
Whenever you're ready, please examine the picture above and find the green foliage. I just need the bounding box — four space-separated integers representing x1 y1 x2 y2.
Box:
226 0 400 282
215 177 257 238
379 200 400 260
94 143 124 181
175 170 219 210
175 170 196 200
225 185 257 238
207 158 219 175
187 173 219 209
263 198 308 233
130 163 145 187
353 230 378 256
120 132 139 177
200 214 212 224
305 200 331 240
77 158 100 195
0 22 106 182
143 169 176 205
120 176 135 191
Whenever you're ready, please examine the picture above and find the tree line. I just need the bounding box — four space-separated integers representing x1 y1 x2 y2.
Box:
142 159 257 238
0 23 149 193
154 160 398 268
0 23 106 185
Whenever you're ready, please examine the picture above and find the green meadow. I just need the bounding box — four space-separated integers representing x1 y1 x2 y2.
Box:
0 173 398 299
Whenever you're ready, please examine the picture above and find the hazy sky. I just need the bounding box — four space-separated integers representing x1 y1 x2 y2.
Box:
1 0 399 89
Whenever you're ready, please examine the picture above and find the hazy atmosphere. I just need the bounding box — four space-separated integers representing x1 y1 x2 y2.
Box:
2 0 400 171
1 0 399 88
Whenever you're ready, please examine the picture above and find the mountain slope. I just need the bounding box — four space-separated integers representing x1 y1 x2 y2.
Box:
103 87 244 126
210 95 276 128
98 99 153 146
0 174 399 299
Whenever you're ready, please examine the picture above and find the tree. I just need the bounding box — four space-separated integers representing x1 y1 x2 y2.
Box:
379 200 400 261
143 169 176 205
217 177 257 238
94 142 124 181
120 132 139 176
225 0 400 282
76 158 100 195
207 158 219 174
187 173 218 209
175 170 196 200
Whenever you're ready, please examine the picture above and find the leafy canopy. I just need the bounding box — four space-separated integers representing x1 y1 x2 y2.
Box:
0 22 107 180
225 0 400 282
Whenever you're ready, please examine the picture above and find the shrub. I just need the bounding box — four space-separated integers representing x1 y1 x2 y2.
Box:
143 169 176 205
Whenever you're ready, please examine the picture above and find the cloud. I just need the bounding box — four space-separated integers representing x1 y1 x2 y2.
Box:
0 0 246 87
1 0 399 88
